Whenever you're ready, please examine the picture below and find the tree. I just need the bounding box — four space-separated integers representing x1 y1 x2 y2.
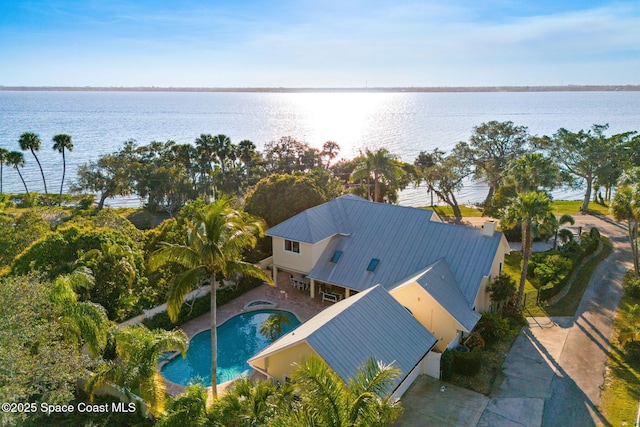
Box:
463 121 529 205
270 355 402 427
73 153 131 209
52 133 74 205
148 199 273 398
6 150 29 195
49 267 111 357
351 148 406 203
487 274 516 315
544 124 632 213
502 191 556 310
210 377 285 426
244 174 326 227
415 146 472 220
0 275 87 426
507 152 559 193
158 383 209 427
19 132 49 204
322 140 341 169
611 184 639 277
86 325 187 416
0 147 8 193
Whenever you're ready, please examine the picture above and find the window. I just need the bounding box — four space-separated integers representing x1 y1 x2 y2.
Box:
330 250 343 263
284 239 300 253
366 258 380 272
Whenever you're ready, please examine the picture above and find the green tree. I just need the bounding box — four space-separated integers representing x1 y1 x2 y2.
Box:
502 191 556 310
462 121 529 205
0 210 50 268
19 132 49 204
86 325 187 416
543 124 633 213
0 147 8 193
244 173 326 227
6 150 29 195
507 152 559 193
322 140 341 169
52 133 74 205
73 153 132 209
487 274 517 315
415 146 472 220
149 199 273 398
158 383 209 427
209 377 286 426
351 148 407 203
270 355 402 427
0 275 87 426
611 184 639 277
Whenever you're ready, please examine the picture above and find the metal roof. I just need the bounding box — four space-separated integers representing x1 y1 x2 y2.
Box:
412 259 481 332
295 197 503 306
248 285 437 391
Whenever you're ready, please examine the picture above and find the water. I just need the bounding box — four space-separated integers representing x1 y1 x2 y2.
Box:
1 90 639 207
161 309 300 386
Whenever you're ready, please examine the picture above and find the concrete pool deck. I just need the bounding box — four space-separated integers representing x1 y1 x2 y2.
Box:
163 271 330 396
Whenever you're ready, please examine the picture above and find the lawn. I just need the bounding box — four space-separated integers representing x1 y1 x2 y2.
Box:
421 205 483 218
600 280 640 426
551 200 611 216
503 237 612 317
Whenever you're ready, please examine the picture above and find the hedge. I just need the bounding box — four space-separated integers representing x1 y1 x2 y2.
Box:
452 347 482 376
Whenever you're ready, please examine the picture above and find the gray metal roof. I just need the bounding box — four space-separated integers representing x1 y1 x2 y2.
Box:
413 259 481 332
248 285 437 391
297 197 502 306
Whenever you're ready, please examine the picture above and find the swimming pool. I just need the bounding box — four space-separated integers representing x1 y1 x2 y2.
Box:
161 309 300 386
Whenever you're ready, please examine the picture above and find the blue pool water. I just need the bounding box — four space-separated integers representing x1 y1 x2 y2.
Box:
161 310 300 386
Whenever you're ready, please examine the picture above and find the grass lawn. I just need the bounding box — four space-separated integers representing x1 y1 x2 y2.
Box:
503 237 612 317
600 281 640 426
422 205 484 218
551 200 612 216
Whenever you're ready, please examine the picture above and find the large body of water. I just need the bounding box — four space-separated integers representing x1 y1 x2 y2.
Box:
1 90 639 207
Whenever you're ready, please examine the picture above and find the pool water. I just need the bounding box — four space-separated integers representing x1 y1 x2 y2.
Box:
161 310 300 386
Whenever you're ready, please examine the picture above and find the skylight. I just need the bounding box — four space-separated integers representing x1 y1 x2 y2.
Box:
366 258 380 272
330 250 343 263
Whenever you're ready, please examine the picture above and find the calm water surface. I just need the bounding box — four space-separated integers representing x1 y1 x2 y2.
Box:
1 91 639 206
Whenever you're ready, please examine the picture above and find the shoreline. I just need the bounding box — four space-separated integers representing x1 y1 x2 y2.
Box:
1 85 640 93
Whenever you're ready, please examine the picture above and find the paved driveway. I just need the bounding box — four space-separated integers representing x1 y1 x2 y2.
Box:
397 215 631 427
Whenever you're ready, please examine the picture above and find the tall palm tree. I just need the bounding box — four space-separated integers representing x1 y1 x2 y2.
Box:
351 148 402 203
611 185 639 277
86 325 187 416
158 383 209 427
6 151 29 195
49 267 110 357
502 191 556 310
19 132 49 204
508 152 559 193
149 199 273 398
270 355 402 427
52 133 74 205
0 147 8 193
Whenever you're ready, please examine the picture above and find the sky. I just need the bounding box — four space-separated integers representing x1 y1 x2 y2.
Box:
0 0 639 87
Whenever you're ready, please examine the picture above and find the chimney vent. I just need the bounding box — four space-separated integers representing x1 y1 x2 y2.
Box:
482 220 496 237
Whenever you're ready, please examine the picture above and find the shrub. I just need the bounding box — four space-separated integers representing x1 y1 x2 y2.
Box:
440 350 453 381
452 347 482 376
475 312 510 344
623 341 640 365
464 332 485 350
624 275 640 299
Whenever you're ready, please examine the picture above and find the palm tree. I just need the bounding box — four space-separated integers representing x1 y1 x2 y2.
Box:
0 147 8 193
502 191 556 310
270 355 402 427
158 383 209 427
86 325 187 416
49 267 110 357
351 148 402 203
210 377 284 426
19 132 49 204
508 152 559 193
611 185 639 277
149 199 273 398
52 134 74 205
6 151 29 195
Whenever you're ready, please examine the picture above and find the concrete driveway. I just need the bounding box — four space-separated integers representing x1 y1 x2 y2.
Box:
397 215 631 427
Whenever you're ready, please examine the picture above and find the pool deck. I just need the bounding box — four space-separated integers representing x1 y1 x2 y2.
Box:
163 271 330 397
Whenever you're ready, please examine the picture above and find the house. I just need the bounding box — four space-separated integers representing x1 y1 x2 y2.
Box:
266 195 509 346
248 285 439 399
257 194 509 393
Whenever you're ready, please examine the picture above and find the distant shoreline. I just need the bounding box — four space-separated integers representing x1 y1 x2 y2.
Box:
1 85 639 93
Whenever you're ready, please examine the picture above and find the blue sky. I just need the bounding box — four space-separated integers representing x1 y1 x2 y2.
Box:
1 0 638 87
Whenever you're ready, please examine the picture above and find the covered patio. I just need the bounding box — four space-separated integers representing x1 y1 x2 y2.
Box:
272 269 355 304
